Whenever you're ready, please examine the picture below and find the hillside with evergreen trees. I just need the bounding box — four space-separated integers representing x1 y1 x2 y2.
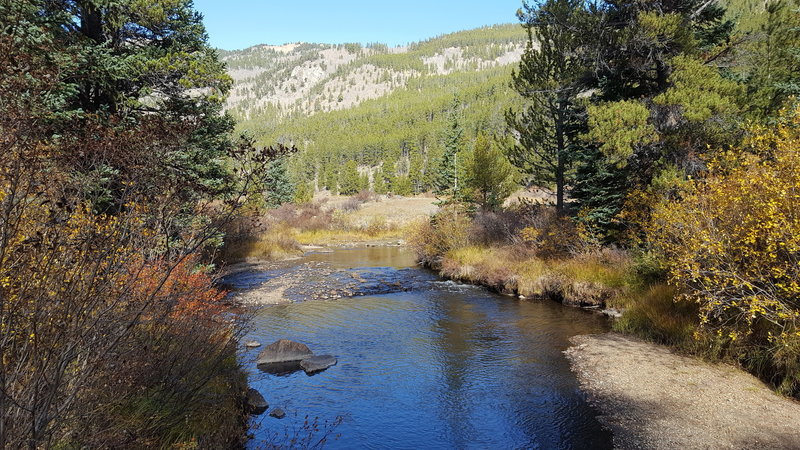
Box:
222 24 527 194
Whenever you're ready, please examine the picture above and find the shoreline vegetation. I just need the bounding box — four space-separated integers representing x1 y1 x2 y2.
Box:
405 201 800 398
6 0 800 446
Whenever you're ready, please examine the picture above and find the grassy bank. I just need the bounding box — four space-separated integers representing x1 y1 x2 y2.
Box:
221 193 436 262
408 204 644 310
439 245 632 308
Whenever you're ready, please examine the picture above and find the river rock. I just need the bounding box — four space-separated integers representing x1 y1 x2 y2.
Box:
300 355 337 374
269 408 286 419
256 339 313 365
246 388 268 415
245 340 261 348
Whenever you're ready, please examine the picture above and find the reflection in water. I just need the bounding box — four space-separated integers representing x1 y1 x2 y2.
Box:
232 247 612 449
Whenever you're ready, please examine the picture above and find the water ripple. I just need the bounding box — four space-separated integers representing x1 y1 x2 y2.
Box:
243 247 612 449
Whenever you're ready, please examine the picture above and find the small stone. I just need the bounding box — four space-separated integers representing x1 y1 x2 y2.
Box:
269 408 286 419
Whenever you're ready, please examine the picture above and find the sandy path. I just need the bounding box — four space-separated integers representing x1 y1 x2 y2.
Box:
565 333 800 449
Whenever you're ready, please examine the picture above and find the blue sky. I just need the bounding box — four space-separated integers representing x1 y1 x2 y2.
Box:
193 0 525 50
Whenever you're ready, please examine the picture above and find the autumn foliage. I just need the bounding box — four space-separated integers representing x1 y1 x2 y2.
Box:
0 2 271 446
648 108 800 393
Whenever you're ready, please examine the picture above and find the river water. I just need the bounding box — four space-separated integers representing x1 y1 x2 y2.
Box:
226 246 613 449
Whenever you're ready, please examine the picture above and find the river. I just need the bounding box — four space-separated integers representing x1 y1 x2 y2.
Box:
224 246 613 449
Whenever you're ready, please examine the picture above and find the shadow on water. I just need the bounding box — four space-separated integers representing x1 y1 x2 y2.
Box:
238 246 613 449
257 361 304 376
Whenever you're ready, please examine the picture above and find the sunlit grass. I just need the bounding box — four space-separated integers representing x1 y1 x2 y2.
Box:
439 244 634 306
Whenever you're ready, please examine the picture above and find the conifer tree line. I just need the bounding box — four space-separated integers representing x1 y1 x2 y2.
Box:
240 0 799 222
506 0 799 238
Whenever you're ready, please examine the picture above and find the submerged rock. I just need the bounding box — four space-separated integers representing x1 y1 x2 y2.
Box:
256 339 313 365
246 388 268 415
300 355 338 374
269 407 286 419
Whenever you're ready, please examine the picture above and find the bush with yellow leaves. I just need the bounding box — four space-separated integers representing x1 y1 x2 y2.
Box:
648 108 800 394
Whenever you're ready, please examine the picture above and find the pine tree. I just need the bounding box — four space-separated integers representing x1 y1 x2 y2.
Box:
392 175 413 196
506 0 587 213
264 157 295 207
33 0 237 207
358 172 370 192
382 156 397 192
373 165 389 194
324 165 338 194
575 0 736 237
738 0 800 119
434 103 465 198
468 134 518 210
293 180 314 204
409 152 425 194
339 160 361 195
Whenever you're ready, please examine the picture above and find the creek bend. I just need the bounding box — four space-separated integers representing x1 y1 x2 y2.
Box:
224 246 613 449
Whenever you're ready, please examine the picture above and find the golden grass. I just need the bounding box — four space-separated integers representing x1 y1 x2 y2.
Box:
440 245 633 307
222 228 302 262
613 284 700 348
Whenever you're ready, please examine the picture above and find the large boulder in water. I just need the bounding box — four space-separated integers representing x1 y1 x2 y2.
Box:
300 355 337 374
256 339 313 365
246 388 268 415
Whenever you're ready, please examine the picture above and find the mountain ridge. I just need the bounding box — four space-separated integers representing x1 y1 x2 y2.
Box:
220 24 526 120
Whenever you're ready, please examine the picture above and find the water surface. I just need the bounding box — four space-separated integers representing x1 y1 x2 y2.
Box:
228 247 612 449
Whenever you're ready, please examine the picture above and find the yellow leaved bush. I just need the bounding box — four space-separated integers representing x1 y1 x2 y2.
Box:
648 108 800 344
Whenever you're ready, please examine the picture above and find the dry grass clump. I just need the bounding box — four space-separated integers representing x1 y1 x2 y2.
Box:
221 203 334 262
407 205 472 266
296 214 402 245
614 284 701 348
222 197 411 257
267 201 335 231
410 205 637 308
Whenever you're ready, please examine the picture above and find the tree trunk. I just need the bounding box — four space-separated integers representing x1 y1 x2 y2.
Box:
554 102 567 214
556 153 565 213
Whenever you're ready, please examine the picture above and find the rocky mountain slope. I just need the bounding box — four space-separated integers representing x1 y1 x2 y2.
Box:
219 24 528 193
219 24 525 120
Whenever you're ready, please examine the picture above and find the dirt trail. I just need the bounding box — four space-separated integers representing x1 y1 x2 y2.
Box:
566 333 800 450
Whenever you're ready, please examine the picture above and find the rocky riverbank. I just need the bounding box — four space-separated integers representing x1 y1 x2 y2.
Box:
566 333 800 449
220 244 435 305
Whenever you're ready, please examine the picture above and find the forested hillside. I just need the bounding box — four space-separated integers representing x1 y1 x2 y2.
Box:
222 24 527 194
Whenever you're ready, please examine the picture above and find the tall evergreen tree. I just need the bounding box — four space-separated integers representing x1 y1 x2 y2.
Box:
39 0 236 204
506 0 588 213
434 103 466 199
736 0 800 119
373 165 389 194
573 0 736 238
409 152 426 193
263 157 295 207
392 175 414 196
324 164 338 193
339 160 361 195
